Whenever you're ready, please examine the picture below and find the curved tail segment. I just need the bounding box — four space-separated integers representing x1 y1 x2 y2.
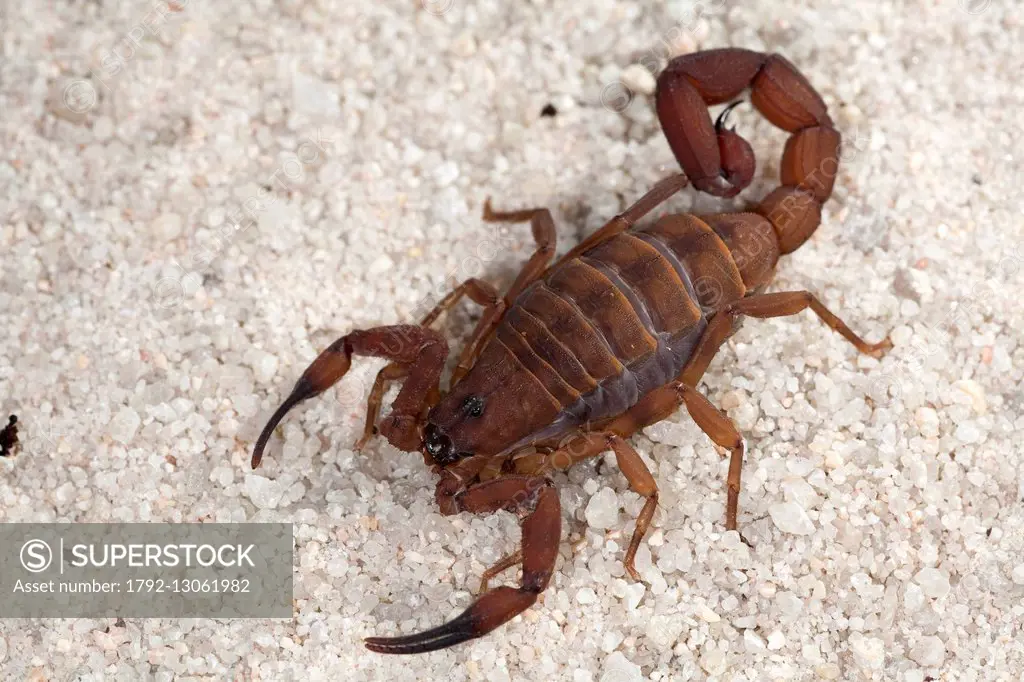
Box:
656 48 841 254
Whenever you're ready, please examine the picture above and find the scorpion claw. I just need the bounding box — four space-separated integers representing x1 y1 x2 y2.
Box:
365 586 537 655
252 337 354 469
367 480 559 653
364 613 477 655
251 385 313 469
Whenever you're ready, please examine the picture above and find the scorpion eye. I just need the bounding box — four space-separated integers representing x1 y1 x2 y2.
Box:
462 395 485 418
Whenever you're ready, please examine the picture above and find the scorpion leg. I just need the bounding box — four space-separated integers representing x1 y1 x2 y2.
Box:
450 200 559 383
606 436 659 581
513 431 658 581
365 475 560 654
675 286 891 528
355 279 500 449
734 291 892 355
598 382 749 532
673 383 745 531
419 277 500 328
481 199 557 304
604 382 749 534
478 549 523 594
682 291 892 388
455 175 688 384
252 325 447 467
596 291 891 531
598 382 747 529
353 363 409 452
551 172 689 268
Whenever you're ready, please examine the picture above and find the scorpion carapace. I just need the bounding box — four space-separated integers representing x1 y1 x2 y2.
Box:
251 48 891 654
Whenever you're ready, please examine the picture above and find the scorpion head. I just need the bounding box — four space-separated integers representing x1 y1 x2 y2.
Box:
420 345 562 467
421 391 493 467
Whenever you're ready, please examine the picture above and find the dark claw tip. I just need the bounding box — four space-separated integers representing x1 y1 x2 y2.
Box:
364 628 476 655
364 609 478 655
250 386 311 470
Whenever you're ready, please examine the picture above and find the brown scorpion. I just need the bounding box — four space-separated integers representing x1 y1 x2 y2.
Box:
251 48 892 654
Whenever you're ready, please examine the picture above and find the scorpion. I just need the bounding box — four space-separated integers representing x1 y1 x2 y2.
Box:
251 48 892 654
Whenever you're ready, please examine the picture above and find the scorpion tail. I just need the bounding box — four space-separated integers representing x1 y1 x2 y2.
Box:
656 48 842 254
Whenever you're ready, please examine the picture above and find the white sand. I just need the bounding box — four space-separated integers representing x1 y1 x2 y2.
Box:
1 0 1022 679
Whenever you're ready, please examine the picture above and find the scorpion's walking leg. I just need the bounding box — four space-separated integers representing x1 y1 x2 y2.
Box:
681 291 892 387
355 279 499 450
512 431 658 581
353 363 410 452
365 475 560 654
450 200 559 382
552 173 689 267
455 176 689 383
252 325 447 467
673 293 892 522
606 435 659 580
418 278 500 328
482 200 558 304
597 292 891 531
596 384 747 531
478 549 523 594
673 384 745 531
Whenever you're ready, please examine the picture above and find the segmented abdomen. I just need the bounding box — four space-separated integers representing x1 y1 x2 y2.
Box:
494 212 759 451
